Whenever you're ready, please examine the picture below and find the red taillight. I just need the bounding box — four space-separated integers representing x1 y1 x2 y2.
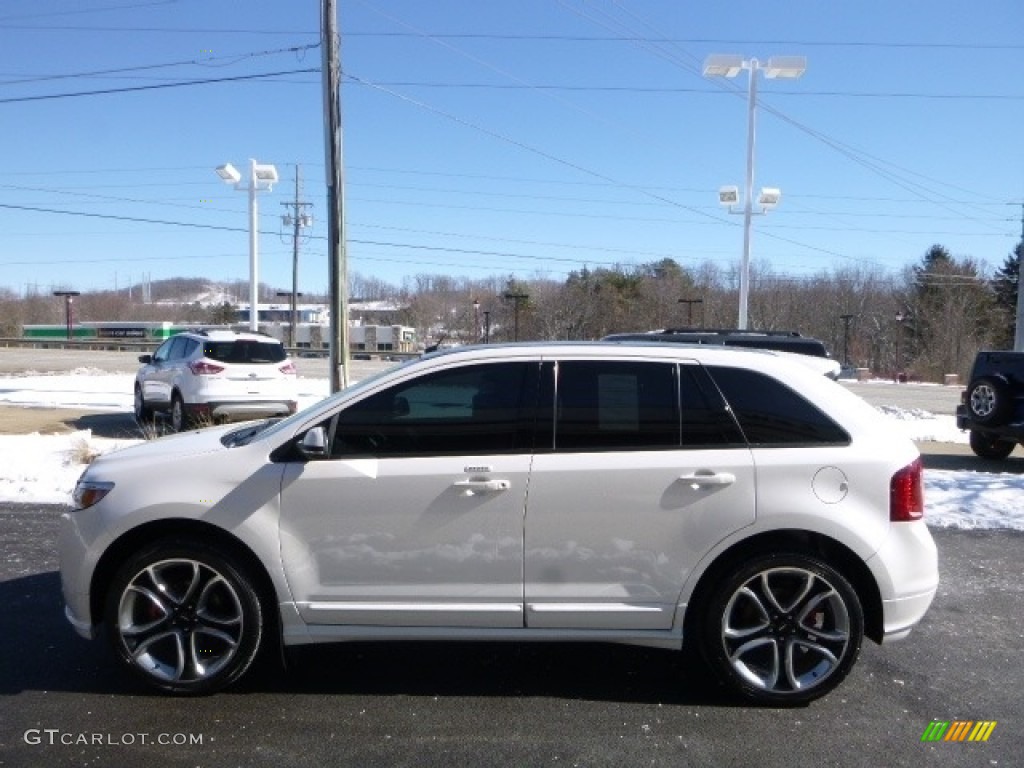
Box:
188 360 225 376
279 362 297 375
890 458 924 522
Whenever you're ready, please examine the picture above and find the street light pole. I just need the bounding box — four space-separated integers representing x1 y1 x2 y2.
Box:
53 290 80 340
216 160 279 332
704 55 806 330
840 313 855 365
503 292 528 342
678 298 704 327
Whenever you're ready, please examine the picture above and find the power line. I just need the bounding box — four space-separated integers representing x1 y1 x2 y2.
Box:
0 43 320 87
0 68 319 104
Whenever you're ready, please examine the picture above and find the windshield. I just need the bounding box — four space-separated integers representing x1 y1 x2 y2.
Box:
203 340 286 364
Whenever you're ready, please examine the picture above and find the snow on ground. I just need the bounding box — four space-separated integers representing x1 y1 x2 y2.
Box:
1 372 1022 531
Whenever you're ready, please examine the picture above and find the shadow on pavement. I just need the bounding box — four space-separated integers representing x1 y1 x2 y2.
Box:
0 570 733 706
62 412 148 440
919 450 1024 474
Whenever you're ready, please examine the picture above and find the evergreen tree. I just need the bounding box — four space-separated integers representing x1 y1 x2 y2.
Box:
991 242 1022 348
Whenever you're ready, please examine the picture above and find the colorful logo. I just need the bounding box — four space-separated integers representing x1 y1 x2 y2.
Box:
921 720 997 743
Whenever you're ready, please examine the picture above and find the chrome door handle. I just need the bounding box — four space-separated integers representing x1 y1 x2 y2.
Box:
679 471 736 489
453 479 511 493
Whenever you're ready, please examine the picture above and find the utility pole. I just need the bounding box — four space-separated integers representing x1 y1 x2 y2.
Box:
281 165 313 349
322 0 349 391
1016 202 1024 352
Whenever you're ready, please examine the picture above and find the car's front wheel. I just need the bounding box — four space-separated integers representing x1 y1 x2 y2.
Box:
133 384 152 421
104 538 266 695
969 430 1016 460
698 553 864 706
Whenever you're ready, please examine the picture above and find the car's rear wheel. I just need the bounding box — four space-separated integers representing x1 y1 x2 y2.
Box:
170 393 190 432
698 553 864 706
104 539 265 695
969 430 1016 460
967 376 1012 426
133 385 152 421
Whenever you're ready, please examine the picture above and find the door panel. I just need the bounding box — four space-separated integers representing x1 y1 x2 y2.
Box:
278 360 538 628
524 449 754 629
280 455 530 627
524 359 755 630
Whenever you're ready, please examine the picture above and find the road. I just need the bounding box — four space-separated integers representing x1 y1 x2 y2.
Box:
0 506 1021 767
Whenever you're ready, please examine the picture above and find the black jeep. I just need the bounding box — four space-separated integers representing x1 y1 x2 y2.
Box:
956 350 1024 459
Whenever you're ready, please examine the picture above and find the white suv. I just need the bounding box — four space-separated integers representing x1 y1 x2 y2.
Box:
133 329 297 431
64 342 938 704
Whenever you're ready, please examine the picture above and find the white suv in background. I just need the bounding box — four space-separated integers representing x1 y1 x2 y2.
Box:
67 342 937 704
133 329 298 431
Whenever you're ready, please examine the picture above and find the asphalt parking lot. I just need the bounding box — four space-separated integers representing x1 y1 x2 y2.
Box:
0 505 1021 768
1 349 1021 766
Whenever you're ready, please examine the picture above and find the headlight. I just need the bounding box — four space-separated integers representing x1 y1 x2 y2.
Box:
73 479 114 510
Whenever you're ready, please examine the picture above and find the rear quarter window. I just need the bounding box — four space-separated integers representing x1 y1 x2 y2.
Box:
706 365 850 446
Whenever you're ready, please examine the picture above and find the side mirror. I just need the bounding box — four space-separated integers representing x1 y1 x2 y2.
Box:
297 426 328 459
138 354 152 364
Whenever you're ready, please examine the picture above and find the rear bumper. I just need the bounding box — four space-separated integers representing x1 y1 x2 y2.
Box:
188 401 297 422
870 520 939 642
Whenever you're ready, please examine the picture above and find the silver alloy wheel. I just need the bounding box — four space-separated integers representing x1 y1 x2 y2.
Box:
969 383 996 418
116 559 244 684
720 567 850 694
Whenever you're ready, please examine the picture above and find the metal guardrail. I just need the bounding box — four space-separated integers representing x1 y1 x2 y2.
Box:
0 337 417 361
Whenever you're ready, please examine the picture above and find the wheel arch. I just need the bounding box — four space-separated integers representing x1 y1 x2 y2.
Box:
90 518 280 640
683 529 884 645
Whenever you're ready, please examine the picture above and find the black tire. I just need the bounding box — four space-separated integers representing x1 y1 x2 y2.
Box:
170 392 190 432
104 538 265 695
968 430 1016 460
698 552 864 706
133 384 152 421
966 376 1012 426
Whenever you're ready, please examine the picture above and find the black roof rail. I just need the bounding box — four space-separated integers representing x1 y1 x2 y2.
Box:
659 327 804 338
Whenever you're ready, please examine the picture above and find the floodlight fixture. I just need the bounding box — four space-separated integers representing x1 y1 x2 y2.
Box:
215 163 241 184
718 186 740 207
252 162 279 187
758 187 781 208
702 54 745 78
764 56 807 79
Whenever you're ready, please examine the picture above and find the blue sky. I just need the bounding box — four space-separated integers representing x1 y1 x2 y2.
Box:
1 0 1021 299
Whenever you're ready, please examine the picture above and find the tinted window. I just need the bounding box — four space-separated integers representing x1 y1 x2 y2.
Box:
706 366 849 446
555 361 678 451
679 365 746 447
203 340 286 364
330 362 535 457
167 336 190 360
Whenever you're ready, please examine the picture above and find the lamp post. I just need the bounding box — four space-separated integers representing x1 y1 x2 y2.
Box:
503 292 529 342
704 54 806 330
895 311 905 381
53 290 80 340
839 313 855 366
483 310 491 343
678 298 704 327
216 159 279 332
